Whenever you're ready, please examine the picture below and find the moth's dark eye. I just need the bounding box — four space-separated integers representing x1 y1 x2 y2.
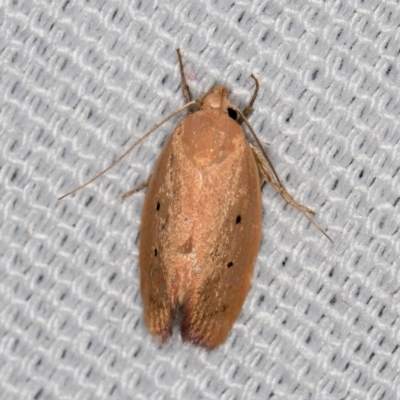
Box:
228 108 237 121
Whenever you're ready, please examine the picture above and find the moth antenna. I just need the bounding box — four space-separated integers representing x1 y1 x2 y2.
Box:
58 100 197 200
237 74 260 123
176 48 192 106
232 105 333 243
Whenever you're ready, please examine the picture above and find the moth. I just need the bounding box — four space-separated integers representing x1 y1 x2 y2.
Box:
59 49 331 350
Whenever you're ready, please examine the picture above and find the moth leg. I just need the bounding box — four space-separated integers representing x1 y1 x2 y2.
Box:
176 49 193 108
251 143 332 242
238 74 260 124
121 176 151 201
250 144 315 215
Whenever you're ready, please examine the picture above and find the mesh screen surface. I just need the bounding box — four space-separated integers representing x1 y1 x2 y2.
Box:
1 1 399 399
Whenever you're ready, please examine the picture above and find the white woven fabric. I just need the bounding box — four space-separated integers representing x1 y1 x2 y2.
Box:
1 0 399 399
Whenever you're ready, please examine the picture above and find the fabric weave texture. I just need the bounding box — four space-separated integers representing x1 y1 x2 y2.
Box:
0 1 399 399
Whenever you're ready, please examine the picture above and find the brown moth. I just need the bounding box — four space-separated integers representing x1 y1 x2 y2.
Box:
140 85 262 349
59 49 331 350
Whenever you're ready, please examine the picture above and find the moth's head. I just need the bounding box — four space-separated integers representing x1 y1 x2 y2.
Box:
198 86 239 122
